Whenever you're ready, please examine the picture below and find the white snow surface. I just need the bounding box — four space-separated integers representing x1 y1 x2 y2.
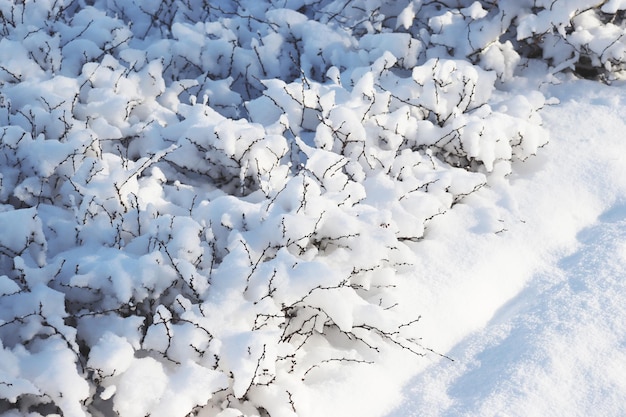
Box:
309 77 626 417
1 2 626 416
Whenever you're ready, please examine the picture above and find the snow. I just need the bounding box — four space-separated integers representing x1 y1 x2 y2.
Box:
1 1 626 416
354 78 626 417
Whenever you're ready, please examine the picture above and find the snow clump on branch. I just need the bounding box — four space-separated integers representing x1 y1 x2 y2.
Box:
11 0 626 415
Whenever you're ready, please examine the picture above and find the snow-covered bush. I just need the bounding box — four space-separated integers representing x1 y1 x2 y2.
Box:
0 0 592 416
389 0 626 80
487 0 626 79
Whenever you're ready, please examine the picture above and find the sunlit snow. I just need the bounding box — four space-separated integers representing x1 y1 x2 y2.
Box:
0 1 625 417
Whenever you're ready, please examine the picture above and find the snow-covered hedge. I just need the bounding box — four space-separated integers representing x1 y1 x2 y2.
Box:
4 0 623 416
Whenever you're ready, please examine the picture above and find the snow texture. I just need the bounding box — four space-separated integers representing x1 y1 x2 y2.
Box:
0 1 624 416
382 78 626 417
